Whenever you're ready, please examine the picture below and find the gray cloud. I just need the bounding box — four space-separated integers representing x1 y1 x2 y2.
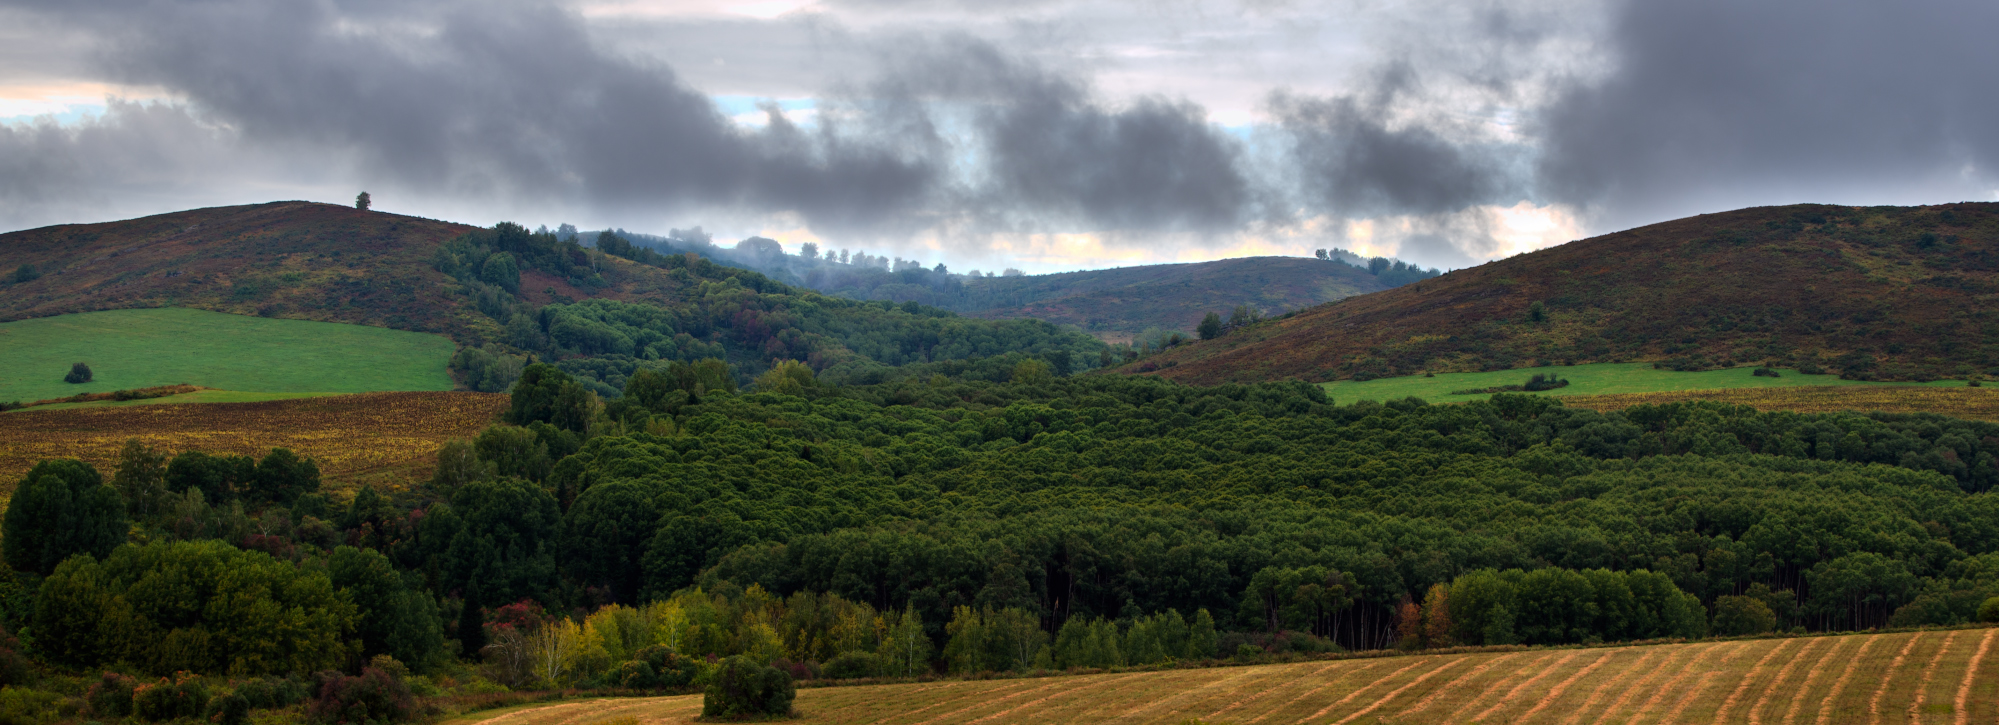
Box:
1538 0 1999 228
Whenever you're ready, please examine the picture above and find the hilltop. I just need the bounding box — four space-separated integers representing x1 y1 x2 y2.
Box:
1133 203 1999 384
0 201 483 334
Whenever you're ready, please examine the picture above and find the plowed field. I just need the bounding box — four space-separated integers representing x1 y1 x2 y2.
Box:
449 629 1998 725
0 391 505 500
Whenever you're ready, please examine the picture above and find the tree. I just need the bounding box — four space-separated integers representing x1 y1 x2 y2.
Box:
474 426 552 482
560 480 660 603
355 191 372 210
1198 312 1224 341
481 252 521 293
506 364 593 433
1011 359 1052 385
430 439 492 493
702 656 795 719
35 540 356 674
1422 584 1454 648
1979 597 1999 623
165 451 255 503
458 582 487 662
329 546 445 671
111 439 169 521
800 242 819 260
251 448 320 505
1528 301 1547 323
753 360 818 396
1314 249 1329 261
1712 595 1777 636
65 362 92 384
3 459 128 575
10 264 38 284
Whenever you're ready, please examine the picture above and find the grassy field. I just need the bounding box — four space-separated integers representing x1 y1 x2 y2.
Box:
0 391 505 502
0 307 455 404
449 628 1997 724
1321 362 1974 403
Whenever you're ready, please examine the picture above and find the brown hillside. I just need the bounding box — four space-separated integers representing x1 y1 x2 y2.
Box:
0 202 487 334
1138 203 1999 385
964 256 1396 343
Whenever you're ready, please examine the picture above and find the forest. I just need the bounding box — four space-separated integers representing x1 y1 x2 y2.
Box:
434 224 1109 398
6 361 1999 723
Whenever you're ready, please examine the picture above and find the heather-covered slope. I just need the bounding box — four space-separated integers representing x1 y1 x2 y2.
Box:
1134 203 1999 384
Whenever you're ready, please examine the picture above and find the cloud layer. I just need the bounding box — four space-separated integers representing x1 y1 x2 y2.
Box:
2 0 1996 271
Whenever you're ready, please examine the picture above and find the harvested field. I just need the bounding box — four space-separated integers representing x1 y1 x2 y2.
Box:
0 391 505 501
1560 385 1999 421
444 629 1998 725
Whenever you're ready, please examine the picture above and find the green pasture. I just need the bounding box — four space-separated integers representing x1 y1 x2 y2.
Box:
1322 362 1972 403
0 307 454 404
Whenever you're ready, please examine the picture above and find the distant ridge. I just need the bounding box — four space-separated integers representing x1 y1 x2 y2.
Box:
1129 203 1999 384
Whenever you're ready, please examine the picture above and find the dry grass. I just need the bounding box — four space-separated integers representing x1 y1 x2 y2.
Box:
0 391 506 502
1559 385 1999 421
440 629 1999 725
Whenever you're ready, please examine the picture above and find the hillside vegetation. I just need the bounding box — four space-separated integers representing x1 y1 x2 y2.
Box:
0 307 455 403
0 203 1110 395
1137 203 1999 385
449 628 1997 724
952 257 1395 342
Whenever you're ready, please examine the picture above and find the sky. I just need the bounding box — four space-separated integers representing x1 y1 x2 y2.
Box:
2 0 1997 274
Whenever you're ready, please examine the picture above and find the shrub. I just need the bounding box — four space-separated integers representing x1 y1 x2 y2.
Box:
63 363 91 385
1979 596 1999 623
616 646 696 690
821 651 882 680
9 265 39 284
1752 367 1781 377
132 674 209 722
700 656 795 720
308 668 413 724
1798 362 1827 375
0 687 59 725
1521 373 1569 392
206 692 250 725
84 672 137 718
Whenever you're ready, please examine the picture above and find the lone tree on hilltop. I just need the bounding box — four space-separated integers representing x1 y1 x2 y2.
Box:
65 362 92 384
355 191 372 210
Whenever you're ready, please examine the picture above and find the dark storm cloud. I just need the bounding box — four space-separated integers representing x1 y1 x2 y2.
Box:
1538 0 1999 225
1268 85 1508 218
11 0 942 234
858 38 1257 232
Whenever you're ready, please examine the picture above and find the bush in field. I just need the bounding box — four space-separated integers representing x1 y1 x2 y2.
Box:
85 672 138 718
701 656 795 720
132 674 208 722
64 363 91 384
308 667 414 724
1980 596 1999 623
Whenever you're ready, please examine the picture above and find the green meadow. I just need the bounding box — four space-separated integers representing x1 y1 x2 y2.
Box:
1322 361 1974 403
0 307 454 404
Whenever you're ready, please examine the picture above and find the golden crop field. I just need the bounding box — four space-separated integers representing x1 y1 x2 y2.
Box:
0 391 507 501
450 628 1997 725
1561 385 1999 421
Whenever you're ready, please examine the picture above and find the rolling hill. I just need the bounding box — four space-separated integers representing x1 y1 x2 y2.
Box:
0 202 1109 394
954 256 1398 343
1133 203 1999 385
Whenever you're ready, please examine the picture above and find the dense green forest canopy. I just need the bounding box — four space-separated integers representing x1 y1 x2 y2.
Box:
8 364 1999 708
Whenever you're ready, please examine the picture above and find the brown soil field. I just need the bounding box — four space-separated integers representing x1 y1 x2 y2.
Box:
445 629 1998 725
1561 385 1999 421
0 391 505 502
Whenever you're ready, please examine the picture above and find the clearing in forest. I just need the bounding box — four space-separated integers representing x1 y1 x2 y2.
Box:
0 307 455 404
448 629 1998 725
0 391 505 501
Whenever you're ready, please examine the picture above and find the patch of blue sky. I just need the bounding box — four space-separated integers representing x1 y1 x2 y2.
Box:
0 102 104 127
710 95 815 122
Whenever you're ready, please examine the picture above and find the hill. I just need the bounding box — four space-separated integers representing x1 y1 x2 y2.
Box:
1131 203 1999 385
0 307 454 403
578 228 1439 341
445 628 1997 724
0 203 1110 395
953 257 1397 343
1315 361 1975 403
